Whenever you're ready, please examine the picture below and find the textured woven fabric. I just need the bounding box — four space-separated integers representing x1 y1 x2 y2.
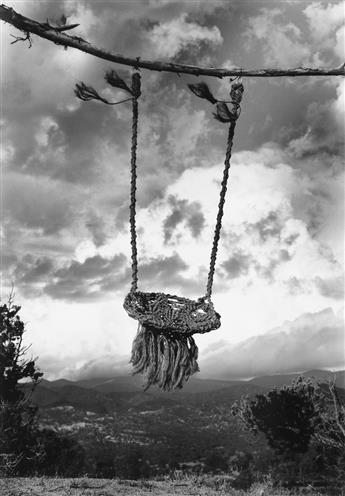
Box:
124 291 221 335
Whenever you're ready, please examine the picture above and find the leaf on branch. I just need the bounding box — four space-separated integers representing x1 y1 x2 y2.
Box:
213 102 235 123
41 15 80 33
188 82 217 104
74 82 110 104
54 23 80 32
105 70 132 95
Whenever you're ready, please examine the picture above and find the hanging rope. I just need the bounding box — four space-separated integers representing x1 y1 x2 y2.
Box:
129 72 141 293
206 120 236 299
205 81 244 299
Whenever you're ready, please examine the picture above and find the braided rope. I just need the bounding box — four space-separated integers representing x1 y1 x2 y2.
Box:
129 73 140 292
205 120 237 299
205 81 244 299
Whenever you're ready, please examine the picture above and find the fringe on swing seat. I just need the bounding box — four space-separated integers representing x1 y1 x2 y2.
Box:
131 323 200 390
124 291 221 390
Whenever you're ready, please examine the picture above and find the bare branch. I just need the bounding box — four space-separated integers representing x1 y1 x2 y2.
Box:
10 31 32 47
0 4 344 78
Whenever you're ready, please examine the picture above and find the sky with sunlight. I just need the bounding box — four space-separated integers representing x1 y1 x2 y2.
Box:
1 0 344 380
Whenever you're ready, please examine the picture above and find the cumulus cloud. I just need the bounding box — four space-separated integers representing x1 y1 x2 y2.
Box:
10 249 203 302
200 307 345 378
34 341 132 382
303 2 345 45
163 195 205 243
45 253 127 301
125 141 343 307
14 255 54 284
9 252 128 301
3 172 77 235
67 354 131 381
144 13 223 59
85 211 108 248
5 136 343 308
288 80 345 160
315 276 344 300
222 252 251 278
138 253 204 294
245 2 344 67
245 9 312 66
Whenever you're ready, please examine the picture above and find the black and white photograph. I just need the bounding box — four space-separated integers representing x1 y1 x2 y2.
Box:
0 1 344 494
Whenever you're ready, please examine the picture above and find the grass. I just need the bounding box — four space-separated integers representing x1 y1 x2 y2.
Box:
0 475 334 496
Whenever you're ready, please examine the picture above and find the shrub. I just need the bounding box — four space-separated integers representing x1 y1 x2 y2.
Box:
231 378 319 455
0 297 43 475
36 428 85 476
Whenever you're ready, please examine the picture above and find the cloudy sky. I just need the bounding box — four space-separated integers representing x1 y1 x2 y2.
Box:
1 0 344 381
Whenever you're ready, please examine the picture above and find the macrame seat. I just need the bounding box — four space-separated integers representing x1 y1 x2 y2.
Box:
124 291 221 334
124 292 221 390
123 73 244 390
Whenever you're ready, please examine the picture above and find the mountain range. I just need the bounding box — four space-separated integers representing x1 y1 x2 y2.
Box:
31 368 344 412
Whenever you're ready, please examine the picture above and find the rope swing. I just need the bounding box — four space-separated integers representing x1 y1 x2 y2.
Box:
123 73 244 390
3 2 343 393
75 70 244 390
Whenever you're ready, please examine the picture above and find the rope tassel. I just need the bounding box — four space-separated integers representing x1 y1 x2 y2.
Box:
130 324 199 390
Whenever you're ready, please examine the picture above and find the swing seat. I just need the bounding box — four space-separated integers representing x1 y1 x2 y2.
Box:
123 291 221 334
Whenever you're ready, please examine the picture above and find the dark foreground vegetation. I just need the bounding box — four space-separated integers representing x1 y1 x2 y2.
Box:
0 475 338 496
1 298 344 495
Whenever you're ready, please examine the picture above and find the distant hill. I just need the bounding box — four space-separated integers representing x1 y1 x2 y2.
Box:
40 378 75 389
249 369 345 389
75 375 243 394
31 376 260 412
31 368 344 412
52 368 344 394
30 385 61 407
180 382 266 406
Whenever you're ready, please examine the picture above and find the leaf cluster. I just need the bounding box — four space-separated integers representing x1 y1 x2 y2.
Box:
188 80 244 123
75 70 139 105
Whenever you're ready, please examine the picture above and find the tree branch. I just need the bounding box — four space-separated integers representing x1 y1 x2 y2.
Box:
10 31 32 47
1 4 344 78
